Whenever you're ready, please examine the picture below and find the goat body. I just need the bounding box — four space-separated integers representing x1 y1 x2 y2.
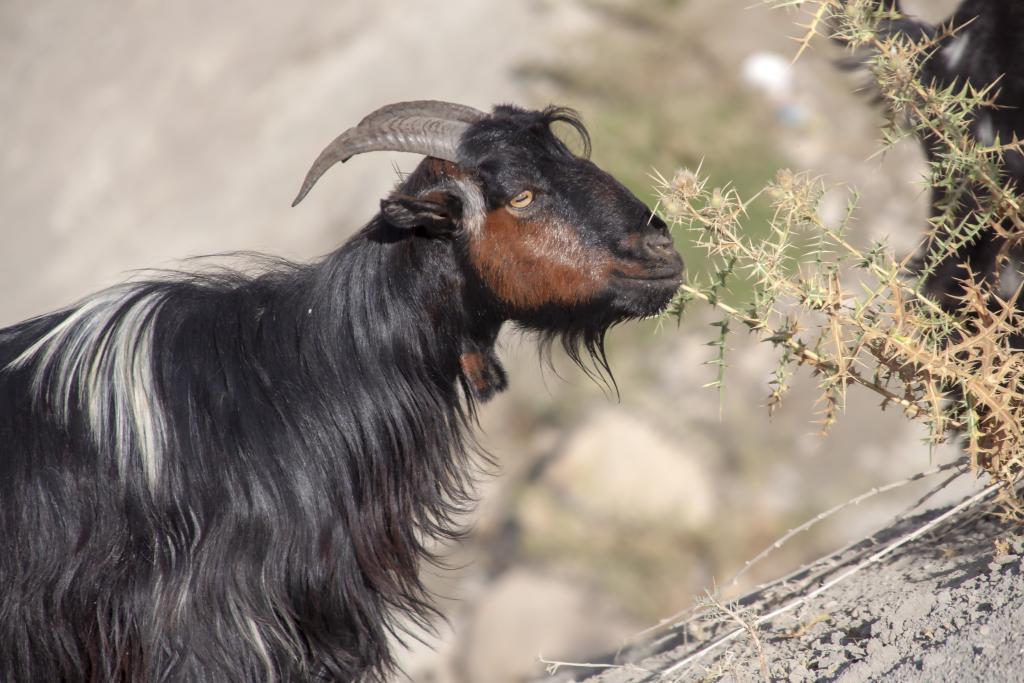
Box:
0 103 683 681
859 1 1024 307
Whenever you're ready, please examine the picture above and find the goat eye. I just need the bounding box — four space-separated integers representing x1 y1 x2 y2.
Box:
508 190 534 209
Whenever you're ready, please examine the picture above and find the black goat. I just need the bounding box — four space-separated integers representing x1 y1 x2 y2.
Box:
851 1 1024 310
0 102 683 682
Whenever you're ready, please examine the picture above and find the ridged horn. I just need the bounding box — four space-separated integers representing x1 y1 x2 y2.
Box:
354 100 487 127
291 101 488 207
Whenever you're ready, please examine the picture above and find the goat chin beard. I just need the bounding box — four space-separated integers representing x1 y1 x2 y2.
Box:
640 294 680 321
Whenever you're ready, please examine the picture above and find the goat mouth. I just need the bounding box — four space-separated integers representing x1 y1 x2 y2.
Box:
611 254 685 284
612 266 685 284
616 272 683 283
609 263 685 317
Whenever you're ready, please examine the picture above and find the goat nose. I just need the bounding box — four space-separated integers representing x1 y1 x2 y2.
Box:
642 230 675 258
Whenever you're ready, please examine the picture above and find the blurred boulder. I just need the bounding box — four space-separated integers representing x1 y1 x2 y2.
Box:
458 568 636 683
542 409 714 530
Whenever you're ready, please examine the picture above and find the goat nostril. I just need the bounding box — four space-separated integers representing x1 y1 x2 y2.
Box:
643 232 674 253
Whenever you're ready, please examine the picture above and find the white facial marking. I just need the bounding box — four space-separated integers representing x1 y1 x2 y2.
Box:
454 177 486 235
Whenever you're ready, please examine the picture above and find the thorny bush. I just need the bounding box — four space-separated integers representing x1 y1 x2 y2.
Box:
659 0 1024 512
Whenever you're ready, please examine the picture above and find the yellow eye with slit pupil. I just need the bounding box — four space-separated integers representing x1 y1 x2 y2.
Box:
509 191 534 209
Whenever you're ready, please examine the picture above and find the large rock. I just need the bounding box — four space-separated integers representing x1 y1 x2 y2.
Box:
458 569 638 683
543 408 715 530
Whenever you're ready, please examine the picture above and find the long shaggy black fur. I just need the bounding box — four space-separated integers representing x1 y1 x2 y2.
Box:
0 104 683 681
1 221 481 681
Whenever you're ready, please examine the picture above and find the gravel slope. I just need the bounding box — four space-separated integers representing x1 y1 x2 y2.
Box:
564 490 1024 683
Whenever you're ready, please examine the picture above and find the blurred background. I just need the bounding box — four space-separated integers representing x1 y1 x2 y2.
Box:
1 0 967 680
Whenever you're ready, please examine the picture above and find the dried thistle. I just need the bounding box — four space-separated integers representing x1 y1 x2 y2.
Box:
656 0 1024 500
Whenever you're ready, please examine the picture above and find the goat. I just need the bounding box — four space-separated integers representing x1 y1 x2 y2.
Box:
0 101 683 682
845 1 1024 313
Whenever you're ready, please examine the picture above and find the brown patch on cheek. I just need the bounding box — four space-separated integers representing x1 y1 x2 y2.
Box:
469 210 614 309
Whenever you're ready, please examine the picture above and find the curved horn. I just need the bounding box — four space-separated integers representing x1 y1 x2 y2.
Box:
355 100 487 127
292 101 488 207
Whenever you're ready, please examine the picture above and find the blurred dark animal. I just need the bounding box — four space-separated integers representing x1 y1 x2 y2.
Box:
846 1 1024 311
0 101 683 682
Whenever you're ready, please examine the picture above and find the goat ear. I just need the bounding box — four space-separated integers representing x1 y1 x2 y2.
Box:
381 191 463 236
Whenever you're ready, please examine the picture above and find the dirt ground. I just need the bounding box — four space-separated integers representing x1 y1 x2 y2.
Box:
567 492 1024 683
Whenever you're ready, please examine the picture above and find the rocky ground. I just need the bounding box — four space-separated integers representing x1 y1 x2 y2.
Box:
563 490 1024 683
